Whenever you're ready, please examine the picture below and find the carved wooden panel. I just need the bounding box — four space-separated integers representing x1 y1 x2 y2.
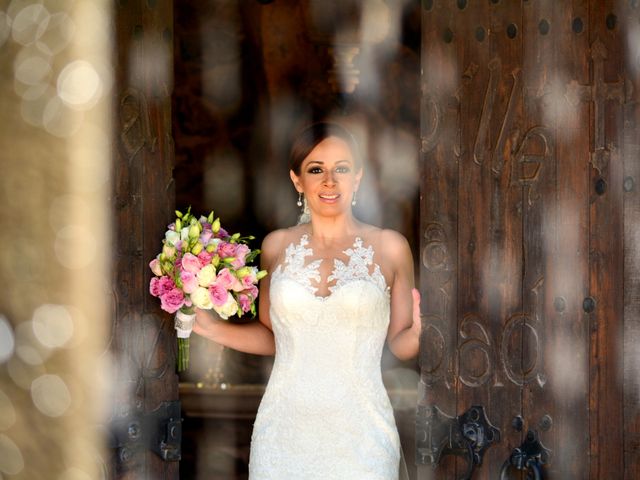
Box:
420 1 635 478
111 1 177 479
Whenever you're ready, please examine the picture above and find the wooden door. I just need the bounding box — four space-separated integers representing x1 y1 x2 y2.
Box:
418 1 639 479
109 1 179 478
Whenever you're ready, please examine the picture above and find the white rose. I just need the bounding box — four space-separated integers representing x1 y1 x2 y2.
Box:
165 230 180 246
191 287 213 309
214 294 238 320
197 265 217 287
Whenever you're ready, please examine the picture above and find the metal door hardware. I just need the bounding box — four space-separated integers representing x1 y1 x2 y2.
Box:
500 429 550 480
416 404 500 480
108 400 182 466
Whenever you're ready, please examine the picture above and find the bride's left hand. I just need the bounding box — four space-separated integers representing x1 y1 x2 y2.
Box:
411 288 422 338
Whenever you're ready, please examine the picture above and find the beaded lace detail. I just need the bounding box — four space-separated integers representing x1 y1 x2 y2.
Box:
271 234 322 296
271 234 389 298
250 233 399 479
328 237 388 294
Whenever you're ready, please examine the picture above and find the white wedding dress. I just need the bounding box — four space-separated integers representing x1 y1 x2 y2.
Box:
249 234 401 479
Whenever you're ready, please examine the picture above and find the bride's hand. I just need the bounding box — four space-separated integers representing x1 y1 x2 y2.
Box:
193 308 217 338
411 288 422 338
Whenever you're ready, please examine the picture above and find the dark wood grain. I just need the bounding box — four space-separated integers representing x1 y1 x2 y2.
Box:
621 2 640 478
419 2 636 479
112 1 178 479
588 1 625 479
418 1 459 478
520 0 591 478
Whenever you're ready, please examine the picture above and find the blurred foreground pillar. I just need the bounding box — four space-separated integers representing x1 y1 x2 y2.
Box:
0 1 112 479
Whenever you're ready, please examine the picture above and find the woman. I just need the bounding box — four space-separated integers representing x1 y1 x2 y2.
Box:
193 122 421 479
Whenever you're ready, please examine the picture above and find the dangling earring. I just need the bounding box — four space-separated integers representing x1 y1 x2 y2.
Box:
297 192 303 207
352 190 357 206
297 196 311 224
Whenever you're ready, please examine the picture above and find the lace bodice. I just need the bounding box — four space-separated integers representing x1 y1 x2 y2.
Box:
249 234 400 479
271 234 389 298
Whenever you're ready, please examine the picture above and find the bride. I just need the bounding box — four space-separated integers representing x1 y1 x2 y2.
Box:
193 121 421 479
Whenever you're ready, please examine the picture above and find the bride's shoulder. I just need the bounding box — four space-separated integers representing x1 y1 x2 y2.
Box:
261 226 306 260
361 225 408 249
363 226 411 265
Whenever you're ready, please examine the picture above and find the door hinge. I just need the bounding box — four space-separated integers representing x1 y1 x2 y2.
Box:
109 400 182 464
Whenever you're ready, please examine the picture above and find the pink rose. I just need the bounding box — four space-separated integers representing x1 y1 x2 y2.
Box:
149 277 162 297
231 244 250 269
181 253 201 273
238 293 252 314
197 251 213 268
149 258 162 276
149 276 177 301
180 271 199 294
242 273 257 289
215 268 236 290
209 283 228 307
160 288 185 313
217 242 238 259
244 285 259 300
158 276 176 294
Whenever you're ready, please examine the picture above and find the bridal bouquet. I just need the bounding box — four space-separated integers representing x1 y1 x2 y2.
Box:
149 208 266 371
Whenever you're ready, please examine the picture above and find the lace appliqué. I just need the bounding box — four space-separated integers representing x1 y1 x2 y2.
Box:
329 237 388 294
272 234 321 296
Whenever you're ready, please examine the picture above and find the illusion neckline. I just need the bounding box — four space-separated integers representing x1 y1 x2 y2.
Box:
273 233 390 300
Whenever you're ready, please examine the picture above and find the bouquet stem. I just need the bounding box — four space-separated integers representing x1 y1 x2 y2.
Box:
177 337 190 372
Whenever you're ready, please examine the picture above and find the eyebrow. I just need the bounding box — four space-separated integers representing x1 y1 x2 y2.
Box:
305 159 351 166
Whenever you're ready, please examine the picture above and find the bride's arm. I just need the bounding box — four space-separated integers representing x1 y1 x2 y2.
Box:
192 230 285 356
384 230 421 361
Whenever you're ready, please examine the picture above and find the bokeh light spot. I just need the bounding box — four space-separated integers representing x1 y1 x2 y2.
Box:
14 321 52 366
0 391 16 431
57 60 102 109
42 95 84 137
36 12 75 56
31 374 72 417
32 304 74 349
14 51 51 86
0 12 12 48
0 316 15 364
7 356 45 390
15 79 49 101
204 149 245 219
15 344 44 366
54 225 97 269
11 4 50 46
18 85 55 126
0 434 24 475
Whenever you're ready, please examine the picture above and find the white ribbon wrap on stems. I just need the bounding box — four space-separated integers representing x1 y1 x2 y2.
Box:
175 310 196 339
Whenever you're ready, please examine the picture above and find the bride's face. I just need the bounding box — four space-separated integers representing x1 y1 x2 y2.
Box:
289 136 363 218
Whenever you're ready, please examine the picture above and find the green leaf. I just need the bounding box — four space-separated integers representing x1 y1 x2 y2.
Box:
245 250 260 263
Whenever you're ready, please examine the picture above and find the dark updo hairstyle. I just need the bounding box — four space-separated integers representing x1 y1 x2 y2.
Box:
289 121 362 175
